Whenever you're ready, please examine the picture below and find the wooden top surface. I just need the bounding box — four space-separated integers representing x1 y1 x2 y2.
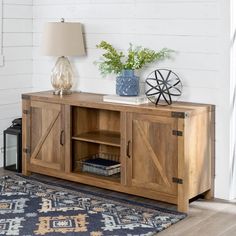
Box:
22 91 215 117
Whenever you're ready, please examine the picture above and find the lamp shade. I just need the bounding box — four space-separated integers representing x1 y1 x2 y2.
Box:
42 22 85 56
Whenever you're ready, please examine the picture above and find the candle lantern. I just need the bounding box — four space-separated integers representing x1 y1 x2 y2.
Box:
3 118 22 172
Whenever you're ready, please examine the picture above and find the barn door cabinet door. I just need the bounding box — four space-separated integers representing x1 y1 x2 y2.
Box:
126 113 180 197
22 100 65 174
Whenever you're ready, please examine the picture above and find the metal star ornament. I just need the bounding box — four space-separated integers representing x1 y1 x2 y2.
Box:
145 69 182 106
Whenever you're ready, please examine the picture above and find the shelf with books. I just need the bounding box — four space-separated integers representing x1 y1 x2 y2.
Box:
72 140 121 182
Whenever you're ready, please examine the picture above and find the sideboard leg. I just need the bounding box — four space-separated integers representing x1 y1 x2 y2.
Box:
203 189 214 200
177 196 189 213
22 169 31 176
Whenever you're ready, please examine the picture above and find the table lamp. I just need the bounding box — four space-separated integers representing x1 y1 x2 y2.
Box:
42 19 85 95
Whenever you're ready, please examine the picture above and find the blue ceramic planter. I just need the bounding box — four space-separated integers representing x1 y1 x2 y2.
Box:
116 70 139 96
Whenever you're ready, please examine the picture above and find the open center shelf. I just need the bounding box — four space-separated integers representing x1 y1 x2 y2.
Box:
71 106 121 183
72 130 120 147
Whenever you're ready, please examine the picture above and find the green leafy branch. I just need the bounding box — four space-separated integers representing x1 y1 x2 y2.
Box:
95 41 174 76
95 41 124 76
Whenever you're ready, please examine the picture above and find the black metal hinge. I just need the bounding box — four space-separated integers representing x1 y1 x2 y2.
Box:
172 130 183 136
23 110 30 115
22 94 30 100
171 112 186 119
23 147 30 155
172 177 183 184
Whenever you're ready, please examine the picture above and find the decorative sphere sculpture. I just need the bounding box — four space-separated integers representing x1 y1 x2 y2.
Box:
145 69 182 105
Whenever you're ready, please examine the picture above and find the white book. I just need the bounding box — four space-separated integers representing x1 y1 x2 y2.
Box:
103 95 150 105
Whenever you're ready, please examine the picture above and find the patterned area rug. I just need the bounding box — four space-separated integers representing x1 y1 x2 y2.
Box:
0 175 186 235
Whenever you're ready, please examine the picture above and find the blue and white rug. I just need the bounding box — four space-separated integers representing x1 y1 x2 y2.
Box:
0 175 186 235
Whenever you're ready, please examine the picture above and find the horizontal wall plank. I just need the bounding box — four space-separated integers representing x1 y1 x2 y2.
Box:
33 47 220 71
33 0 89 4
3 0 32 5
33 18 219 37
0 103 21 120
139 67 222 88
33 67 221 92
4 47 32 61
0 74 32 89
134 3 219 19
33 4 133 19
33 32 220 54
85 34 221 54
3 5 32 19
136 0 217 2
0 61 32 75
33 3 219 19
32 0 217 5
3 19 32 33
132 19 219 37
3 33 32 47
0 88 32 105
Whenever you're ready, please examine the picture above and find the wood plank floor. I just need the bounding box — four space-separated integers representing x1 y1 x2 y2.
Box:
0 169 236 236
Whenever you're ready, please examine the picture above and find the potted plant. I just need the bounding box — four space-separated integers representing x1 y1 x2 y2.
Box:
95 41 173 96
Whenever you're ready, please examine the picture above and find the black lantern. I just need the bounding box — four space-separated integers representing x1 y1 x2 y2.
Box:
3 118 22 172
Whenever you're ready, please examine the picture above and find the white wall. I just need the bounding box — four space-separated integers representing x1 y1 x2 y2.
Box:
31 0 232 199
230 0 236 199
0 0 32 166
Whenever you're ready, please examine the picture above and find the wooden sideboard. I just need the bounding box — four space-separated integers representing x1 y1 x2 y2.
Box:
22 91 215 213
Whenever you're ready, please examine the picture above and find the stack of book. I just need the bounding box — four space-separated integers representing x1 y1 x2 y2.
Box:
103 95 150 105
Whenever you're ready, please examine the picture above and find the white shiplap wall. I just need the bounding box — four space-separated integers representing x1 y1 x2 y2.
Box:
0 0 32 166
230 0 236 199
32 0 232 199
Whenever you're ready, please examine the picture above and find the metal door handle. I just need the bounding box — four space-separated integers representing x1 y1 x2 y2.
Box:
60 130 65 145
127 140 131 158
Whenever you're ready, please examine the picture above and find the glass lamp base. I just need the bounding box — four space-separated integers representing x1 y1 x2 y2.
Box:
53 90 72 95
51 56 74 95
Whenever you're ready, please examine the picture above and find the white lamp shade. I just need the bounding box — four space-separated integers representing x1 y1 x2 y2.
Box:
42 22 85 56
